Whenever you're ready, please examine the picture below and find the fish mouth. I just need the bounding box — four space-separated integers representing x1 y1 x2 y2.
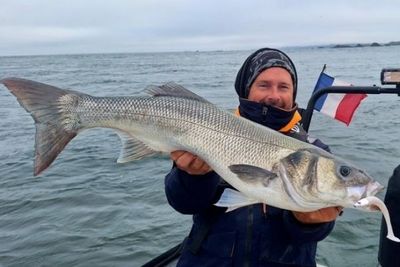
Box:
347 181 384 204
361 181 384 198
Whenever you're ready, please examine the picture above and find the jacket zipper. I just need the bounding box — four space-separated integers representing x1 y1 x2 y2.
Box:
262 106 268 123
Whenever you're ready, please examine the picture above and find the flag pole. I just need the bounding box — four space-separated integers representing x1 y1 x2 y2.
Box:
310 64 328 98
321 64 327 73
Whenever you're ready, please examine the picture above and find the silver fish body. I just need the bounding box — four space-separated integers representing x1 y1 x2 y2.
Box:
1 78 383 212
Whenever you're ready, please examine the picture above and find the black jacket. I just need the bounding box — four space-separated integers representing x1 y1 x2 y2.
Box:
165 126 334 267
165 102 335 266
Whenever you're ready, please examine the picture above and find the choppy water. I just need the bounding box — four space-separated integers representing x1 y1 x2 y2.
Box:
0 46 399 267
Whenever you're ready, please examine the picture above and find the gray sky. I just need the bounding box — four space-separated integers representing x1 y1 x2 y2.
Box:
0 0 399 56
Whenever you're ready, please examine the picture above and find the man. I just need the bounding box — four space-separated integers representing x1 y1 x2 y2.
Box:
165 48 342 266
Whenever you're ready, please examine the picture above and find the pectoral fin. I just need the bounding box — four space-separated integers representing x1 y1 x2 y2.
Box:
214 188 260 212
228 164 277 187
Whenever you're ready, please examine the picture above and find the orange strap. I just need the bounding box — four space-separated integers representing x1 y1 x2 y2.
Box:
234 108 241 117
278 110 301 133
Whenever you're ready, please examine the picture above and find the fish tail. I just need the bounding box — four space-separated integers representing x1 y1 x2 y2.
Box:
1 77 84 176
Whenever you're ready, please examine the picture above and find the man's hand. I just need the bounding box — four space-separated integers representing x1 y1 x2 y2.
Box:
170 150 212 175
292 207 343 224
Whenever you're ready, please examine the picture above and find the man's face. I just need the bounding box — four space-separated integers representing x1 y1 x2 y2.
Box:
248 67 294 111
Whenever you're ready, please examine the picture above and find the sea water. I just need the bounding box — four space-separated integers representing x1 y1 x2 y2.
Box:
0 46 399 266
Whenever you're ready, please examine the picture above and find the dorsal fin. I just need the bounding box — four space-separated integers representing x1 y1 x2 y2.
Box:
145 82 210 103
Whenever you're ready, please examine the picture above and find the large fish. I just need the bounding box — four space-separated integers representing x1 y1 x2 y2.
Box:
1 77 398 241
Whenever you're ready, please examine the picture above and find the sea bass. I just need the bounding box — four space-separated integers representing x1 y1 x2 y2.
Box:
1 77 398 241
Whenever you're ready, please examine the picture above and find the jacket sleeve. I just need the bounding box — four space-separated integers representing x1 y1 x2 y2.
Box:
164 166 221 214
282 210 335 243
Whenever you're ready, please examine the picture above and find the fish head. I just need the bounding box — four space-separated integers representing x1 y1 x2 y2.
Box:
280 148 384 208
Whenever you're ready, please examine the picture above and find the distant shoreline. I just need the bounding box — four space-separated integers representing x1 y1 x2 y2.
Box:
1 41 399 57
318 41 400 49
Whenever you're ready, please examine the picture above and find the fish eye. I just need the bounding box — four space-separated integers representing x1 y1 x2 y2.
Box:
340 166 352 177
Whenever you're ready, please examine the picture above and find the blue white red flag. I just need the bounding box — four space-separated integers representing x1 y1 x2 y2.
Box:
313 72 367 125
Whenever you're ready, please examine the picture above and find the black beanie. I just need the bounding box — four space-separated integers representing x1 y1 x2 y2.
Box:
234 48 298 100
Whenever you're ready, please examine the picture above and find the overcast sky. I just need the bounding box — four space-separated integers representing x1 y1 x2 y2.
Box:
0 0 398 56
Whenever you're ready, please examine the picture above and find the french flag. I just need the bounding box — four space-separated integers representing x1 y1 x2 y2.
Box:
313 72 367 125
